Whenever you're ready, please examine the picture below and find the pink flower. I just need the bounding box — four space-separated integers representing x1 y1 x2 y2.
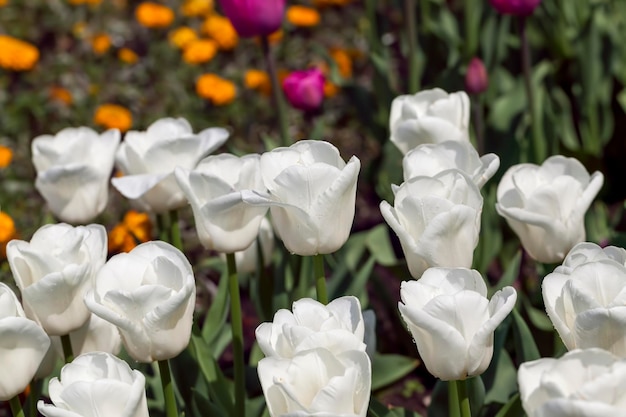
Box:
465 57 488 94
282 68 325 112
219 0 286 38
489 0 542 16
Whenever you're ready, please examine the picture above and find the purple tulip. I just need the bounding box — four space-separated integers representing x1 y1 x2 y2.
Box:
489 0 542 16
465 57 488 94
282 68 325 112
219 0 286 38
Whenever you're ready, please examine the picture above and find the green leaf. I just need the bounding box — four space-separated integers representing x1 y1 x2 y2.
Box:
371 353 420 391
366 224 398 266
490 251 521 297
512 309 541 362
202 269 230 346
494 393 523 417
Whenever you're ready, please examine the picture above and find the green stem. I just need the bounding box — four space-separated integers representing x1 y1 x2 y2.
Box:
169 210 183 251
456 379 471 417
60 334 74 363
448 380 461 417
10 396 24 417
157 212 170 243
227 253 245 417
471 95 485 155
261 35 290 147
405 0 419 93
464 0 478 60
520 16 544 163
313 254 328 304
158 359 178 417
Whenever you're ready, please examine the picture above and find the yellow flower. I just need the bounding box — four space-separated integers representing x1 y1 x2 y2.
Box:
108 210 152 254
72 22 87 38
182 39 218 64
286 6 320 27
202 14 238 51
0 145 12 168
49 86 73 106
93 104 132 132
0 211 16 258
168 27 197 49
91 33 111 55
0 35 39 71
244 69 271 96
118 47 139 64
181 0 212 17
135 2 174 29
196 74 236 105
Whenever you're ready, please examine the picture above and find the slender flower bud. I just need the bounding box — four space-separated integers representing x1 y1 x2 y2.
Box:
219 0 286 38
489 0 542 16
465 57 488 95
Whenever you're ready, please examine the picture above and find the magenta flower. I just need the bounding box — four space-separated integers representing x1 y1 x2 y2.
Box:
282 68 325 112
489 0 542 16
465 57 488 94
219 0 286 38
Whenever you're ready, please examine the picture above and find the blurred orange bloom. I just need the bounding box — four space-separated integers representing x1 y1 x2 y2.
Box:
0 211 16 258
108 210 152 254
329 47 352 78
244 69 271 96
0 145 12 168
91 33 111 55
0 0 9 6
196 74 236 105
93 104 132 132
118 47 139 64
183 39 218 64
49 86 73 105
323 81 339 98
135 2 174 29
286 6 320 27
181 0 213 17
169 26 198 49
202 14 238 51
0 35 39 71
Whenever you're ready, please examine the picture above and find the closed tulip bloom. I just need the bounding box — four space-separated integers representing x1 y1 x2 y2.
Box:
553 242 626 275
6 223 107 335
219 0 285 38
402 140 499 188
0 283 51 401
32 127 120 223
242 140 360 255
38 352 149 417
258 348 371 417
380 170 483 278
389 88 470 155
256 296 366 358
399 268 517 380
283 68 325 112
543 259 626 355
174 153 268 253
112 117 228 213
496 155 604 263
490 0 542 16
464 57 488 95
52 313 122 357
84 241 195 362
518 348 626 417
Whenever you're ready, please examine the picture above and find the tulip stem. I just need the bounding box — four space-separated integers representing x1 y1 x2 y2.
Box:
157 212 170 243
456 379 471 417
261 35 290 147
227 253 246 417
404 0 419 93
169 210 183 252
10 396 24 417
61 334 74 363
313 254 328 304
158 359 178 417
448 380 461 417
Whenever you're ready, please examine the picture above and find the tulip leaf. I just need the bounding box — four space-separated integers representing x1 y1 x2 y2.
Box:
202 269 231 346
366 224 398 266
482 350 518 405
512 309 540 362
493 393 523 417
490 251 521 297
191 388 229 417
371 353 420 391
522 298 553 332
367 398 424 417
429 377 485 417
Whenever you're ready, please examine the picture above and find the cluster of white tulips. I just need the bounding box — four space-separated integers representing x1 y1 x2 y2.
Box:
2 85 623 417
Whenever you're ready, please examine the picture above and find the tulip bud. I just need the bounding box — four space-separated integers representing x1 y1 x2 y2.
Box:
465 57 488 94
489 0 542 16
219 0 286 38
282 68 325 112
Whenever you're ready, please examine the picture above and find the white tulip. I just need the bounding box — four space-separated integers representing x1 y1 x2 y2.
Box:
6 223 107 335
242 140 360 256
543 260 626 355
398 267 516 381
175 153 268 253
84 241 195 362
52 313 122 357
496 155 604 263
258 348 371 417
518 348 626 417
256 296 366 358
0 283 50 401
389 88 470 154
112 117 228 213
32 127 120 224
380 170 483 278
553 242 626 275
223 217 275 274
402 141 499 188
38 352 149 417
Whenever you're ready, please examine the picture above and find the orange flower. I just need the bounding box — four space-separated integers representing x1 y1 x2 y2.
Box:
91 33 111 55
169 26 198 49
0 0 9 6
182 39 218 64
118 47 139 64
196 74 236 105
286 6 320 27
329 47 352 78
323 81 339 98
135 2 174 29
0 35 39 71
0 211 16 258
93 104 132 132
0 145 12 168
244 69 271 96
202 14 238 51
49 86 73 105
181 0 213 17
108 210 151 254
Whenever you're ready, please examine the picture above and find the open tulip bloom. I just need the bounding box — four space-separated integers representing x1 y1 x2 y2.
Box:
552 241 626 275
398 267 517 381
32 127 120 224
495 155 604 263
